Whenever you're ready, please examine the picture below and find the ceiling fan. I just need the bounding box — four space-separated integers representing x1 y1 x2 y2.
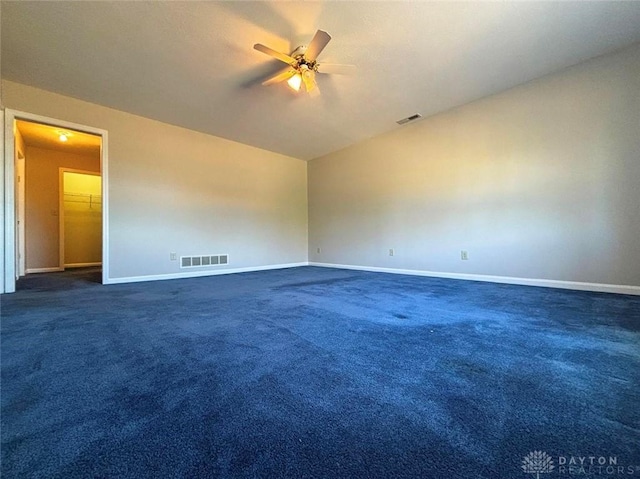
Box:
254 30 355 96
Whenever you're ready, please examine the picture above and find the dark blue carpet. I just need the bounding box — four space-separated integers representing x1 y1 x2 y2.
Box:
1 266 639 478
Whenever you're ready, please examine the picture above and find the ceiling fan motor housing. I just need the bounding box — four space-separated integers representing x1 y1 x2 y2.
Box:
291 45 308 58
290 45 318 71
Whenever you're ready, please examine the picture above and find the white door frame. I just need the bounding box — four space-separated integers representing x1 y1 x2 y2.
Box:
59 168 102 270
16 149 26 277
2 109 109 293
0 108 4 293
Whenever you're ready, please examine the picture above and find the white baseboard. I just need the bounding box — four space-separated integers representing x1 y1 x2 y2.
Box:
64 262 102 268
308 262 640 296
104 262 309 285
26 267 64 274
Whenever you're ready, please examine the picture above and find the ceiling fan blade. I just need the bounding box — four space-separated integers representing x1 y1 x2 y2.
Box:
304 30 331 61
262 67 296 86
302 70 319 95
253 43 296 65
317 63 356 75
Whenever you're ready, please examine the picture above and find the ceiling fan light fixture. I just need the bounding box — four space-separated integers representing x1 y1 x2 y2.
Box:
254 29 354 96
287 73 302 92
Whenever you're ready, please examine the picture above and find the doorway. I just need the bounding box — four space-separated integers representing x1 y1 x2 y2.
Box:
60 170 102 270
2 110 109 293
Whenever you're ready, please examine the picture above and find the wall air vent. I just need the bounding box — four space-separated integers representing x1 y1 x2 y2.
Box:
181 254 229 268
396 113 423 125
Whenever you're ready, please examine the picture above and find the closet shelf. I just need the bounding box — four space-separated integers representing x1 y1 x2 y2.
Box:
64 192 102 208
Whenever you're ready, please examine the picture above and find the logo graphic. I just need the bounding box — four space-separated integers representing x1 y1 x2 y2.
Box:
522 451 555 479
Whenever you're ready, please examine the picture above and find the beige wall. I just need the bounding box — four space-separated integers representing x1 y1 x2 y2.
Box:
309 44 640 287
4 44 638 288
2 80 308 280
25 147 100 271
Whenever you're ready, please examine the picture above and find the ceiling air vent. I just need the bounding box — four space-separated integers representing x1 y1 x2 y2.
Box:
396 113 422 125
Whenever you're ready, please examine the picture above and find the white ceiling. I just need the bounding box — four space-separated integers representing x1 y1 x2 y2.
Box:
16 120 101 157
3 1 640 161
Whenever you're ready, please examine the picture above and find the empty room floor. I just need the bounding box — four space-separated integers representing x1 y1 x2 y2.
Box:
1 267 639 478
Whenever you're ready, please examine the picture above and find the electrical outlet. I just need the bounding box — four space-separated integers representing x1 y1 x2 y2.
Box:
461 250 469 260
317 247 321 254
389 248 394 257
170 252 177 261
